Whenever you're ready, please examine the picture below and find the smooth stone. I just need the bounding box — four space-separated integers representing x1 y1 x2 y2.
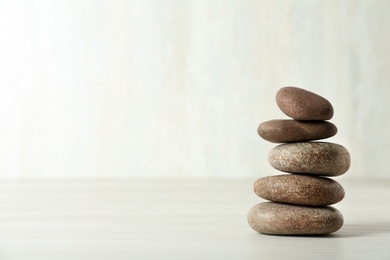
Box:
247 202 343 235
258 119 337 143
276 87 334 120
268 142 350 176
254 174 345 206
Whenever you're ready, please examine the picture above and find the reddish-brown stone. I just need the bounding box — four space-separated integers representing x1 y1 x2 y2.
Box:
276 87 334 120
247 202 343 235
254 174 345 206
258 119 337 143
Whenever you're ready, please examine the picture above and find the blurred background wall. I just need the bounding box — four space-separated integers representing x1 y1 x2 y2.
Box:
0 0 389 179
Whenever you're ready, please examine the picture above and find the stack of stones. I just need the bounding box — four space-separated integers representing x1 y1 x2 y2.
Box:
247 87 351 235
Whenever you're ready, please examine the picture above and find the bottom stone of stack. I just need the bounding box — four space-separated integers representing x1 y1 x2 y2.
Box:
247 202 343 235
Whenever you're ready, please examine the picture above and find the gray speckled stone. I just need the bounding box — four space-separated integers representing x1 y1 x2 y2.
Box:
258 119 337 143
254 174 345 206
247 202 344 235
276 87 334 120
268 142 350 176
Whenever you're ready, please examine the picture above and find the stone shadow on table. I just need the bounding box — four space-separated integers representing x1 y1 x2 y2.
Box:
326 222 390 238
248 222 390 238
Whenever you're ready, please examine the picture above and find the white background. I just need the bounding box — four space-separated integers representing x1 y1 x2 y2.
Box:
0 0 389 179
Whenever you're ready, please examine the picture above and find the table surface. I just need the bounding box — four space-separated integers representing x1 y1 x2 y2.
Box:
0 178 389 260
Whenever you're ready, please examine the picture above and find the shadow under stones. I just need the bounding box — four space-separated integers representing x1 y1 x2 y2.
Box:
328 222 390 238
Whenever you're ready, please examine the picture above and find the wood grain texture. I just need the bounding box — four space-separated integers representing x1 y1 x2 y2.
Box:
0 1 389 178
0 178 389 259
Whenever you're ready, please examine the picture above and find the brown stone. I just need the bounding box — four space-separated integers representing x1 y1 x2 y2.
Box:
268 142 350 176
276 87 334 120
254 174 345 206
258 119 337 143
247 202 343 235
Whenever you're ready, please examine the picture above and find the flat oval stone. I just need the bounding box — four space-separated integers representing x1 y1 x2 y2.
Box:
268 142 350 176
258 119 337 143
276 87 334 120
254 174 345 206
247 202 343 235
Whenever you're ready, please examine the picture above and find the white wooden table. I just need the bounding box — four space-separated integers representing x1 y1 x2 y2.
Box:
0 178 389 260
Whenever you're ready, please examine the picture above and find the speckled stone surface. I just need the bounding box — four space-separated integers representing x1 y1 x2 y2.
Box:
276 87 334 120
254 174 345 206
247 202 344 235
258 119 337 143
268 142 350 176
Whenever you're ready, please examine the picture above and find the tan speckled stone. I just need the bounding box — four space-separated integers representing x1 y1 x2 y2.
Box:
247 202 343 235
258 119 337 143
268 142 350 176
276 87 334 120
254 174 345 206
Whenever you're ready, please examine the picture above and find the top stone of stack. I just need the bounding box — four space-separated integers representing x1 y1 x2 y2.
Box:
276 87 334 120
